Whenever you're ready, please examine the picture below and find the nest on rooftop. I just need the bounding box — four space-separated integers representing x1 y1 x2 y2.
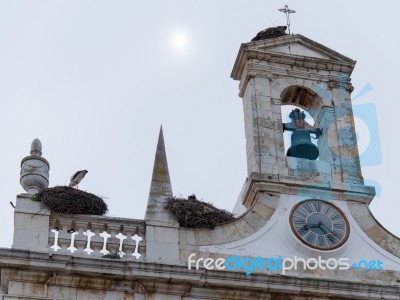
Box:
251 26 287 41
34 186 108 215
166 195 235 229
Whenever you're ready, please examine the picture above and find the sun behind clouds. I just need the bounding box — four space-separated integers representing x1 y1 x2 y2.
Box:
170 29 189 53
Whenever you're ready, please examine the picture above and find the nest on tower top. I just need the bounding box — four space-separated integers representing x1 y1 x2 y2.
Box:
166 195 235 229
33 186 108 215
251 26 287 41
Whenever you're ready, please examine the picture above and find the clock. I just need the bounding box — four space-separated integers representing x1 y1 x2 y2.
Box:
289 200 350 250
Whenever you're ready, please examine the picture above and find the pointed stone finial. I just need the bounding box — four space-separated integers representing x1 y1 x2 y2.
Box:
30 138 42 157
145 126 178 226
20 138 49 194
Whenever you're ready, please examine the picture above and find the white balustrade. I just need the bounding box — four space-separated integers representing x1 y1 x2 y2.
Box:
49 228 143 259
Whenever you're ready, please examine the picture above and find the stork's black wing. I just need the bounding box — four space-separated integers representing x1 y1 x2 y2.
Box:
70 171 81 182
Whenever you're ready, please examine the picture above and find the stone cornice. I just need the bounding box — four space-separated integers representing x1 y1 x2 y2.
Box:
237 60 355 97
238 61 273 97
0 249 399 299
241 173 375 207
50 212 145 227
231 34 356 82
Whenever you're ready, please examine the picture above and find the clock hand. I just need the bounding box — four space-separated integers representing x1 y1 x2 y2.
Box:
318 222 328 234
303 223 320 229
320 222 340 241
319 222 331 232
304 223 319 227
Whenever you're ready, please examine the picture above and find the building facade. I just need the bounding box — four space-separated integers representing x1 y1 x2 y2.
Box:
1 29 399 299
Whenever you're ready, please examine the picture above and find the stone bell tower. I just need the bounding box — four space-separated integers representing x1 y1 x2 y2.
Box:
225 27 399 286
231 28 374 209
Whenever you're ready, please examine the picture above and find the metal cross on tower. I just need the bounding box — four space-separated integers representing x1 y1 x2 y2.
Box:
278 4 296 34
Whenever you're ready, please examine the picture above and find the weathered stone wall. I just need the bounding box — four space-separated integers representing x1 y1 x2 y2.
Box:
0 252 399 300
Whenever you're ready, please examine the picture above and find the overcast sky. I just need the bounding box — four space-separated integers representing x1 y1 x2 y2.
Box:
0 1 399 247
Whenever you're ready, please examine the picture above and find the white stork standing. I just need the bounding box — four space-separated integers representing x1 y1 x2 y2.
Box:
69 170 88 188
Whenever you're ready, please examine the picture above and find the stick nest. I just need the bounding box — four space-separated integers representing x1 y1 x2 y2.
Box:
166 195 235 229
34 186 108 215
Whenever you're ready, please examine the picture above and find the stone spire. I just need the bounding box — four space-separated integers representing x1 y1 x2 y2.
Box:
145 127 178 227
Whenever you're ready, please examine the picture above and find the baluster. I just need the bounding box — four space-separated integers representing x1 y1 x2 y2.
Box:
115 232 127 258
131 234 142 259
50 229 61 252
83 229 95 255
100 231 111 255
67 231 79 253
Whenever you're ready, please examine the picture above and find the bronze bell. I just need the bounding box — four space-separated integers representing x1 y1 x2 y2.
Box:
286 129 319 160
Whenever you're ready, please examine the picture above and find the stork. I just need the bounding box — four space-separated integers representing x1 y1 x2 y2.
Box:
69 170 88 188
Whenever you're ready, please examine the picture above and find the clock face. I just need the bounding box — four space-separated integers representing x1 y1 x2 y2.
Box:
289 200 350 250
